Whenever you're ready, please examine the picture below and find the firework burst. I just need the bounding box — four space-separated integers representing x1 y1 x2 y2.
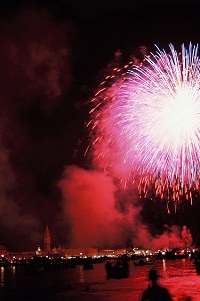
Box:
87 43 200 204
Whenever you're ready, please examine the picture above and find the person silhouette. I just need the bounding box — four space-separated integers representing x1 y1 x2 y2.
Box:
140 268 173 301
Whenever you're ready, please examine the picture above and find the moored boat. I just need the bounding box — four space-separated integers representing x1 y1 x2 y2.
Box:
134 259 155 266
83 262 94 270
105 260 129 278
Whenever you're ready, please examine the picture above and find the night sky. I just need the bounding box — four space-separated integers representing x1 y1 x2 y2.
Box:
0 0 200 252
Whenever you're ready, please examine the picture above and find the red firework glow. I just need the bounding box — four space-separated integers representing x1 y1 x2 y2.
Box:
87 43 200 208
59 46 196 250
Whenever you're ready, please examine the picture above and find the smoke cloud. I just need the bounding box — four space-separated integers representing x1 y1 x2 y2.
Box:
58 165 185 250
0 4 77 251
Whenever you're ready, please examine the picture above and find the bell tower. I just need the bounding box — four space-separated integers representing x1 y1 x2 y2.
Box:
44 225 51 252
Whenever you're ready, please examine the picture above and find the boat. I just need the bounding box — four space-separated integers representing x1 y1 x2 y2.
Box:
63 260 76 268
134 259 155 266
163 248 188 260
83 262 94 270
105 260 129 278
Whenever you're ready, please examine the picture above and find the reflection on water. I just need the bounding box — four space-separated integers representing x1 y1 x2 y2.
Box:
159 259 200 301
0 267 4 288
79 265 85 283
0 258 200 301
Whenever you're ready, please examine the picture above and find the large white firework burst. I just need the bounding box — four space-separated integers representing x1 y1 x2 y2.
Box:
89 43 200 199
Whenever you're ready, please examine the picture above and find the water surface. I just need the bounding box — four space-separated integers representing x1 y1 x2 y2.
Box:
0 258 199 301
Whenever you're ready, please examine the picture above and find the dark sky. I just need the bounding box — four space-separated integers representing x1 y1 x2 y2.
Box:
0 0 200 252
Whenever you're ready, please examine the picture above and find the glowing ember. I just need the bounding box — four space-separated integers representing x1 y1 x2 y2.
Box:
87 43 200 204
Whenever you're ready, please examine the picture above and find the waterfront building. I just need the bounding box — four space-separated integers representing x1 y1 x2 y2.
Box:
64 248 99 258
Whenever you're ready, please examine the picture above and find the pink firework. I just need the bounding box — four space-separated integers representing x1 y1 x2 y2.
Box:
87 43 200 203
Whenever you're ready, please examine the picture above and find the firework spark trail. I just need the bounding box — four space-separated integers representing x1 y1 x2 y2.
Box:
88 43 200 200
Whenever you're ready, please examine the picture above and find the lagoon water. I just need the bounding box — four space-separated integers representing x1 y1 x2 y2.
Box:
1 258 200 301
